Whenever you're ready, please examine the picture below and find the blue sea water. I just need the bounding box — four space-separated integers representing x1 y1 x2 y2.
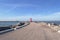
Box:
0 21 19 27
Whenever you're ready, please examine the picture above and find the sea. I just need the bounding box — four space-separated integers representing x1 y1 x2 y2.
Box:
0 21 19 27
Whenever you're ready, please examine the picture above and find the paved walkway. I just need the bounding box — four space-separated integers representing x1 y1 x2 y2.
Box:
0 22 60 40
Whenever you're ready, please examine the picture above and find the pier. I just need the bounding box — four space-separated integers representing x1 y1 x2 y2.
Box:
0 22 60 40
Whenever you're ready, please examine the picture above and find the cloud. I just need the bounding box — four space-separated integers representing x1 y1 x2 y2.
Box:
19 12 60 21
35 12 60 21
45 12 60 19
0 16 31 21
11 12 60 21
0 12 60 21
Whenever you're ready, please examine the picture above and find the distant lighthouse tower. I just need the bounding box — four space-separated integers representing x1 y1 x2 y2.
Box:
30 18 32 22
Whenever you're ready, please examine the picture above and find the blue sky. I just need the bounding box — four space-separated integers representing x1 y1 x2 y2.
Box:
0 0 60 21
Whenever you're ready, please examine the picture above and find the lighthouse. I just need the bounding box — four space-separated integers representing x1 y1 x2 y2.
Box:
30 18 32 22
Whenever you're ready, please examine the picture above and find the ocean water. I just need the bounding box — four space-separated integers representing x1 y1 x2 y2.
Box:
0 21 19 27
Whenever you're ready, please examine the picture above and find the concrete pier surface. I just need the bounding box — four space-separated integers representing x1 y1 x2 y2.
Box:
0 22 60 40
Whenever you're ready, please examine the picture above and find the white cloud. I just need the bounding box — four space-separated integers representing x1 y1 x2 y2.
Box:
36 12 60 21
21 12 60 21
0 12 60 21
45 12 60 18
0 16 31 21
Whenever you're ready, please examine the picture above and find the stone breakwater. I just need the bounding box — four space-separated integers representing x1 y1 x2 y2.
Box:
47 23 60 32
13 22 30 30
36 22 60 32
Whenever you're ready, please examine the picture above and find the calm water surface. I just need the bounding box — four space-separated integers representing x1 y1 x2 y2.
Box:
0 21 19 27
